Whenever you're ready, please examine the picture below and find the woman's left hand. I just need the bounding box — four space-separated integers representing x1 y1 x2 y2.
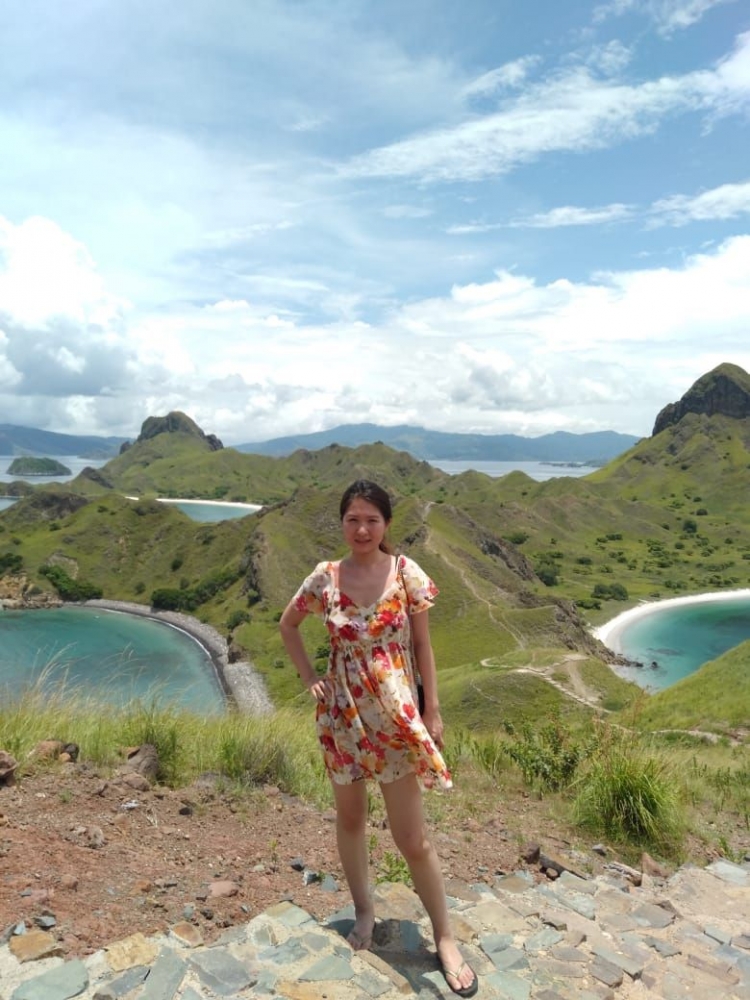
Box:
421 707 444 749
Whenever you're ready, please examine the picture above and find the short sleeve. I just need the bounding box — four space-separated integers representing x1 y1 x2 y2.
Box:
400 556 438 614
291 561 332 619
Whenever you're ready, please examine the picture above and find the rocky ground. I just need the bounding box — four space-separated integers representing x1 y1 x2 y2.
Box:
0 754 599 961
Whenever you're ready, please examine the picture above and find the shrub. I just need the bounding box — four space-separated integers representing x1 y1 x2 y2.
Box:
503 718 590 793
682 519 698 534
151 588 190 611
507 531 529 545
227 609 250 630
592 582 629 601
39 564 103 601
536 564 559 587
0 552 23 575
573 728 683 854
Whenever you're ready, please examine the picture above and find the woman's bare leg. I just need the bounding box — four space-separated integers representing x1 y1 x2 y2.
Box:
380 774 476 991
332 779 374 948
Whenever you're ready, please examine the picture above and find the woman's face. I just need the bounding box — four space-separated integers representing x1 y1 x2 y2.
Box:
341 497 389 556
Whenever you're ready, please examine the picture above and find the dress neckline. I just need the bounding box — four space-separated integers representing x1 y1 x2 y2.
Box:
333 557 399 611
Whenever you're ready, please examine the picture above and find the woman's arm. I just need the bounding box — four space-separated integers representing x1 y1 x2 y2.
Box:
410 609 444 748
279 604 329 701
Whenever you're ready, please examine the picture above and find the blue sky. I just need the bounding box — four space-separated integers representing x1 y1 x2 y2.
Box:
0 0 749 444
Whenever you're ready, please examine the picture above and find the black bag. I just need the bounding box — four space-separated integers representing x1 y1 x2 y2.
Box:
397 554 426 716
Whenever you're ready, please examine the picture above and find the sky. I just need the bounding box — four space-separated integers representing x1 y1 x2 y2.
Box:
1 0 749 446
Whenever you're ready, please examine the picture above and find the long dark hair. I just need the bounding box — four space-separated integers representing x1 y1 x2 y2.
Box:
339 480 394 554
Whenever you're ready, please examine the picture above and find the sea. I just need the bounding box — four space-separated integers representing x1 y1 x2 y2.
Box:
606 596 750 692
428 459 596 481
0 457 259 522
0 606 225 712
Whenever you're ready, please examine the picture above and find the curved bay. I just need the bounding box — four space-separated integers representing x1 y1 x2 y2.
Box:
0 606 225 712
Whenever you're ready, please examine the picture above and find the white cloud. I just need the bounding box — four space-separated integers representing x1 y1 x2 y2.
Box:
0 217 126 329
462 57 541 100
510 204 634 228
586 41 634 75
650 179 750 224
2 217 748 440
342 32 750 183
594 0 735 35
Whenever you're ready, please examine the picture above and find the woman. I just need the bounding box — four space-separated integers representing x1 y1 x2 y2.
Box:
279 480 478 997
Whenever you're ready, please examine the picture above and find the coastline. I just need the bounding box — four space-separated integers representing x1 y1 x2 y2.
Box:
82 599 274 716
155 498 263 511
593 588 750 653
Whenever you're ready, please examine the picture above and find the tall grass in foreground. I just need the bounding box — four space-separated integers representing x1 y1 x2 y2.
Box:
571 727 684 855
0 679 329 806
4 682 747 863
467 719 687 859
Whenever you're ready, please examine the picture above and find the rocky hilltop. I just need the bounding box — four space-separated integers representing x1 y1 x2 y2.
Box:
119 411 224 454
652 362 750 435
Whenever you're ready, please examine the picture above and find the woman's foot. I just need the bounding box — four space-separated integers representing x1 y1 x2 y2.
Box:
347 911 375 951
437 940 478 997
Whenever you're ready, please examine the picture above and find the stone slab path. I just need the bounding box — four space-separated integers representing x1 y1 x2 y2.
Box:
1 859 748 1000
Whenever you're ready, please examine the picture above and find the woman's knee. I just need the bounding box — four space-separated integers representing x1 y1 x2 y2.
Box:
392 825 432 865
337 805 367 836
333 782 368 835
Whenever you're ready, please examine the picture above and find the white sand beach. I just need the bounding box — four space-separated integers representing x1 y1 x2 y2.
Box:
593 588 750 653
155 498 263 511
124 496 263 512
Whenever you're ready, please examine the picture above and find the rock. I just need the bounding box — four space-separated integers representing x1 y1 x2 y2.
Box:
653 362 750 434
60 874 79 891
603 860 642 886
119 771 151 792
207 880 239 899
170 921 204 947
9 958 88 998
121 744 159 783
0 750 19 787
87 826 105 848
105 932 160 971
9 929 64 962
641 852 669 878
521 843 541 864
538 850 586 879
27 740 65 760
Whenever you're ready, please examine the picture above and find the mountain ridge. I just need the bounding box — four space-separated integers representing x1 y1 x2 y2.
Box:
0 420 640 464
236 423 640 463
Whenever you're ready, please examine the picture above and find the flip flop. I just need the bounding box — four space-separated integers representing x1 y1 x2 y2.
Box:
347 927 373 951
438 958 478 998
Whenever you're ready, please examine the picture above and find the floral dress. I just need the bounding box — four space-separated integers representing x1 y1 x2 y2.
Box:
292 555 452 790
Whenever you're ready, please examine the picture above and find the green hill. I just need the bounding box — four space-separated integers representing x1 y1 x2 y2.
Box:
7 457 72 476
2 366 750 734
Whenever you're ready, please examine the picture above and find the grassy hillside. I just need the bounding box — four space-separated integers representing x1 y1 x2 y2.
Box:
2 407 750 740
630 641 750 736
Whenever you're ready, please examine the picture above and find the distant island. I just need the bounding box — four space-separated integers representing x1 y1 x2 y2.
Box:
7 457 72 477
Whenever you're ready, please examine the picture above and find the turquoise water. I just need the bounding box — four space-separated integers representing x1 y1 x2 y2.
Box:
0 607 225 711
156 500 261 522
0 496 260 522
612 597 750 691
0 497 259 521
